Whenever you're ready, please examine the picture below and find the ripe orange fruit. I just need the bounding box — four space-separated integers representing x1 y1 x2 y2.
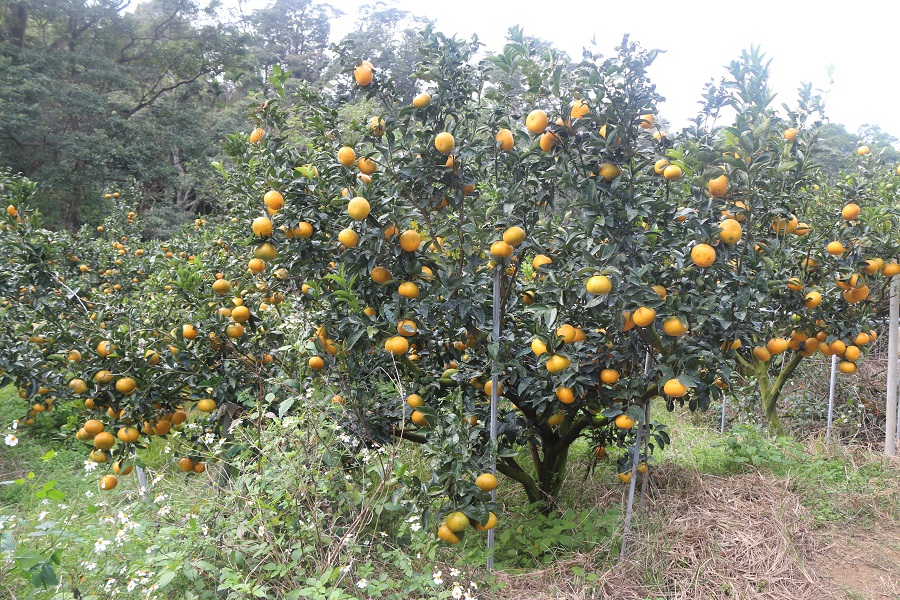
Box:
503 226 526 246
600 369 620 385
247 258 265 274
357 156 377 175
337 228 359 248
182 324 198 340
708 174 728 197
766 338 788 355
437 524 460 544
532 254 552 269
663 165 683 181
354 64 373 86
84 419 105 435
526 109 548 134
690 244 716 268
783 127 798 141
252 217 273 237
598 163 622 181
786 277 804 292
839 360 857 374
117 427 139 443
857 146 870 156
475 511 498 531
615 414 635 429
632 307 656 327
411 410 428 426
384 336 409 355
804 291 822 309
586 275 612 295
398 282 419 299
97 340 113 357
347 196 370 220
337 146 357 167
841 203 860 221
434 132 455 154
231 306 250 323
490 240 513 258
654 159 669 175
495 128 514 151
556 324 577 344
263 190 284 211
718 219 742 245
662 316 688 337
193 462 206 473
197 398 217 412
397 320 417 337
212 279 231 295
412 92 431 108
753 346 772 362
556 386 575 404
639 114 654 129
883 262 900 277
531 338 547 356
407 394 424 408
399 229 421 252
69 378 88 394
99 474 118 491
663 378 688 397
570 99 589 118
115 377 136 395
249 128 265 143
539 131 559 152
844 345 861 361
179 457 195 472
113 460 133 476
93 431 115 450
545 354 571 374
476 473 499 492
826 241 845 255
371 266 391 283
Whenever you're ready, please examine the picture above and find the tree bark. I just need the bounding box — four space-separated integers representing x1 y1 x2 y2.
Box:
9 4 27 48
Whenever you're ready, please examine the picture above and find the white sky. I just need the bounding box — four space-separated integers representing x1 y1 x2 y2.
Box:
320 0 900 142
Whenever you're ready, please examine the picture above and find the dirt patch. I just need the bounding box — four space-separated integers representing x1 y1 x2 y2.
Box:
491 466 898 599
811 527 900 599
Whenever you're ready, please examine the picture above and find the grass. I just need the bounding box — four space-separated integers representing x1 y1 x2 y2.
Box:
3 386 899 599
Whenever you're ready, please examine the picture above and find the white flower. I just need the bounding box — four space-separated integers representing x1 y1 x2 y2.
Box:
157 505 171 517
340 565 350 573
11 420 18 430
86 562 97 571
153 493 166 503
4 434 17 447
163 445 171 455
450 567 460 577
104 578 116 591
201 525 209 535
356 579 367 589
410 522 421 532
464 593 475 600
84 460 97 473
257 525 265 537
127 579 137 592
115 529 128 545
433 570 443 585
469 581 478 589
37 511 48 522
94 538 109 553
84 490 94 498
452 583 463 599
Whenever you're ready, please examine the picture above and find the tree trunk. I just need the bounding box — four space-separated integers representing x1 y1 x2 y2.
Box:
750 352 804 436
9 4 27 48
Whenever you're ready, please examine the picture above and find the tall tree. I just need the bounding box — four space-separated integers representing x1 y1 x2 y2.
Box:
0 0 248 228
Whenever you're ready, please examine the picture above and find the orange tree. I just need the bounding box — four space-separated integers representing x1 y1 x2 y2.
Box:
0 178 295 490
215 31 854 528
674 48 900 433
